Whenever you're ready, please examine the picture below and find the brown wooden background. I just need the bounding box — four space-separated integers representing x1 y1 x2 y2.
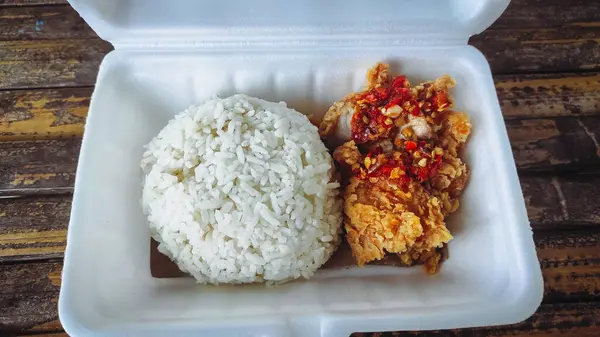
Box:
0 0 599 336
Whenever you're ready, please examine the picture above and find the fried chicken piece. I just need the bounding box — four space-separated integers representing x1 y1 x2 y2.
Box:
320 62 471 274
333 140 363 175
411 75 456 111
365 62 390 90
319 62 391 142
433 74 456 92
335 141 452 267
319 98 357 144
438 111 472 156
431 111 472 215
343 175 451 267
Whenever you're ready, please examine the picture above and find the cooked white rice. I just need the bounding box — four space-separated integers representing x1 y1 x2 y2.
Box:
141 94 342 284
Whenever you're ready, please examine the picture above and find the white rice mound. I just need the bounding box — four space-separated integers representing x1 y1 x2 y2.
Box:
141 94 342 284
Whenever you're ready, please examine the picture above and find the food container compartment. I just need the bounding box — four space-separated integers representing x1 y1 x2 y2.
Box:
59 1 543 336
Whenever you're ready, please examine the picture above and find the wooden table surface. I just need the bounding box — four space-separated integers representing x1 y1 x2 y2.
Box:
0 0 599 336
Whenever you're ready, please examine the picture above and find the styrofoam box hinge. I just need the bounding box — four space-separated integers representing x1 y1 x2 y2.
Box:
110 35 470 51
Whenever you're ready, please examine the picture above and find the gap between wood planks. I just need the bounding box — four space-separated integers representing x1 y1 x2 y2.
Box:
0 0 67 7
0 70 597 127
1 171 599 264
0 2 596 89
2 114 600 196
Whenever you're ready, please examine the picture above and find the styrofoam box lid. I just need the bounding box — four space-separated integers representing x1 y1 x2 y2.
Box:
59 1 543 337
67 0 510 46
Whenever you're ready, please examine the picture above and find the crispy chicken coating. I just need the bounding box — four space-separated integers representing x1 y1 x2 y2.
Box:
344 175 452 269
320 63 471 273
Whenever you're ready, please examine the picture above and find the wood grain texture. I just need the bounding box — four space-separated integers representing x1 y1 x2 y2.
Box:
0 39 112 89
496 72 600 119
494 0 600 29
0 261 61 335
0 32 595 89
16 319 62 334
522 175 600 228
1 242 599 335
1 174 598 262
470 26 600 74
0 87 92 141
0 9 596 89
0 139 79 196
2 114 598 196
0 195 70 261
536 229 600 303
0 0 66 6
352 302 600 336
0 5 97 40
507 116 600 171
0 72 597 142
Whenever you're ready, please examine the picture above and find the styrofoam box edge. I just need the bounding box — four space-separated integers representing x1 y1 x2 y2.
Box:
66 0 510 46
59 45 543 337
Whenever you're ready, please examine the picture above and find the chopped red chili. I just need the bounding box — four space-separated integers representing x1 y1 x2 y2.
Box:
350 75 427 144
392 76 408 89
350 109 369 143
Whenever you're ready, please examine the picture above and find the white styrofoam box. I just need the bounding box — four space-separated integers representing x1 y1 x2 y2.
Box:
59 0 542 336
59 47 542 337
65 0 509 45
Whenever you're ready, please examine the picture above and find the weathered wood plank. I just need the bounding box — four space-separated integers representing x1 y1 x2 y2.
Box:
0 139 79 196
0 87 92 141
522 175 600 228
17 319 63 334
0 195 70 261
2 115 598 195
496 72 600 119
1 73 597 141
0 261 62 335
471 26 600 74
353 303 600 336
494 0 600 29
0 0 67 6
507 116 600 171
0 39 112 89
2 248 599 335
536 230 600 304
0 5 97 40
1 174 598 262
0 73 597 142
0 27 596 90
